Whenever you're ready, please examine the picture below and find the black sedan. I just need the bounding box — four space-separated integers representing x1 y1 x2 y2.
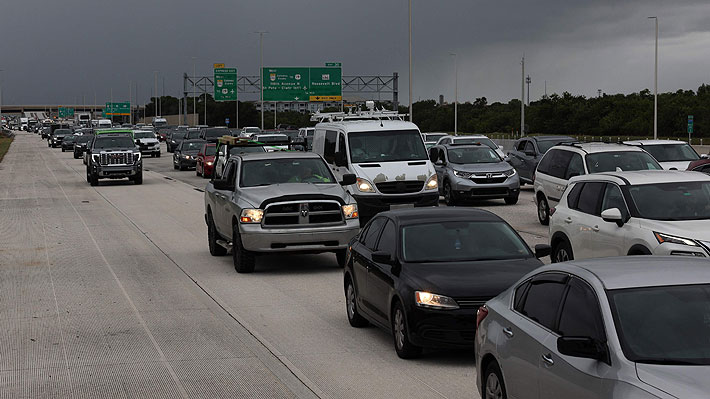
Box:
61 134 77 152
173 139 206 170
344 207 550 358
73 134 93 159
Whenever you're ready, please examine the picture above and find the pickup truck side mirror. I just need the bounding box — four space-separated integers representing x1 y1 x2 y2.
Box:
340 174 357 186
213 180 233 191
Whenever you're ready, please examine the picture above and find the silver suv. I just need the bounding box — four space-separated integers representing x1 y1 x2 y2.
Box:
533 143 661 225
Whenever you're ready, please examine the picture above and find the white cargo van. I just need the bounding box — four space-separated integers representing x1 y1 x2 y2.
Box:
97 119 112 128
312 106 439 222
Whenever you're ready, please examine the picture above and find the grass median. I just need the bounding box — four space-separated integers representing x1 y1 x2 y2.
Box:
0 135 14 163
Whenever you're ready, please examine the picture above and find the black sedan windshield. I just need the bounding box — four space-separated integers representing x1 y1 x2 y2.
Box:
585 151 662 173
447 147 501 164
642 144 700 162
402 221 531 262
181 141 205 152
628 181 710 220
608 284 710 365
93 136 135 149
204 128 229 138
241 158 335 187
348 130 427 163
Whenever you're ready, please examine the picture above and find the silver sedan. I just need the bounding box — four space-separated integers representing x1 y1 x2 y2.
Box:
475 256 710 399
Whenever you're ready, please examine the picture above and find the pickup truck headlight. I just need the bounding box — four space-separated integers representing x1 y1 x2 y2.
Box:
342 204 359 219
503 169 516 177
425 174 438 190
92 154 100 162
453 170 472 178
654 232 698 247
356 178 375 193
415 291 459 310
240 208 264 224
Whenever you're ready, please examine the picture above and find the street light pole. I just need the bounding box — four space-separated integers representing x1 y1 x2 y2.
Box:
256 31 268 131
408 0 413 122
526 75 531 106
191 57 197 126
649 16 658 140
450 53 457 135
0 70 4 125
521 56 525 136
153 71 158 120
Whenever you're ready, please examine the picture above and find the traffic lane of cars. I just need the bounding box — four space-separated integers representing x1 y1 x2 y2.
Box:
61 153 481 399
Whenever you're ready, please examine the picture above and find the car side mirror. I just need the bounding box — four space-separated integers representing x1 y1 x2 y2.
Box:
557 336 610 364
504 156 511 163
534 244 551 259
601 208 624 227
498 145 504 151
372 250 394 265
428 148 439 163
701 154 708 159
213 179 233 191
334 150 347 167
340 174 357 186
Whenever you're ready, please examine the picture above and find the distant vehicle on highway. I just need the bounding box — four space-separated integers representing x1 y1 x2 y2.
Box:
507 135 576 184
549 170 710 262
166 130 186 152
173 139 206 170
97 119 112 129
251 133 289 151
49 128 72 148
73 134 93 159
298 127 315 150
312 106 439 224
435 134 505 159
623 139 706 170
133 130 161 157
533 142 661 225
152 117 168 128
85 132 142 186
476 256 710 399
204 150 359 273
60 134 77 152
195 143 216 178
213 136 267 178
687 158 710 174
422 132 447 149
345 207 549 358
240 126 261 137
429 143 520 205
199 127 230 143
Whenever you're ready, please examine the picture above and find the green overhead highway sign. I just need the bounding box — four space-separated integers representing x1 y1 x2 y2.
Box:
688 115 694 134
214 67 238 102
262 66 342 102
58 107 74 118
325 62 341 67
103 102 130 117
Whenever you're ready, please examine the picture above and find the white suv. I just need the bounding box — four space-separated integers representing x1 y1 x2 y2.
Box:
533 143 661 225
623 139 706 170
435 134 505 158
549 170 710 262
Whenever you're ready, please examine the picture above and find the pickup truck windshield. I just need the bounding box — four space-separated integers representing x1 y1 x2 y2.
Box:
93 136 135 149
348 130 427 163
241 158 335 187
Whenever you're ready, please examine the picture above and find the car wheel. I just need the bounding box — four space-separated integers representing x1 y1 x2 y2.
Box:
133 171 143 185
335 249 347 268
179 162 186 171
207 215 227 256
89 171 99 187
537 196 550 225
73 152 79 159
552 239 574 263
61 148 65 152
156 152 161 158
392 301 421 359
504 194 519 205
444 181 458 206
345 279 369 327
483 362 507 399
232 224 255 273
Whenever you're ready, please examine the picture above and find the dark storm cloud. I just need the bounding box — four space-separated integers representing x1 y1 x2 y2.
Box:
1 0 708 105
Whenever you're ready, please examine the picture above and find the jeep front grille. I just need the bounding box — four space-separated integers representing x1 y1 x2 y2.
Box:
263 201 343 226
100 152 134 165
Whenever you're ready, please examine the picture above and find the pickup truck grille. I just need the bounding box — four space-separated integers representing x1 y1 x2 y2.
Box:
376 180 424 194
100 152 134 165
263 201 343 226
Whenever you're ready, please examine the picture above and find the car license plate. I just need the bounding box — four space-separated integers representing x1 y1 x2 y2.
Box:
390 204 414 210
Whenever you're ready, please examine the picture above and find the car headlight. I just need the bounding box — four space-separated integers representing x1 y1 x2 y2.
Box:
425 174 438 190
503 168 516 177
171 140 176 143
92 154 100 161
184 155 191 159
356 178 375 193
415 291 459 310
342 204 359 219
206 161 213 166
453 170 472 178
240 208 264 224
654 232 698 247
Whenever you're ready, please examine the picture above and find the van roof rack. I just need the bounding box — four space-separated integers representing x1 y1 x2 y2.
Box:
311 101 408 123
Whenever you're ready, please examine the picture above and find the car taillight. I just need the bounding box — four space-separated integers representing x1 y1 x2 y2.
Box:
549 207 556 216
476 305 489 329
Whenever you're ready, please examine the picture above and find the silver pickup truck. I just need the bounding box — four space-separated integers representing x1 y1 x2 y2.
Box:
204 151 360 273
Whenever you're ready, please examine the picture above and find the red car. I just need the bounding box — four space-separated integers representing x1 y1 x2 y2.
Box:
687 158 710 174
196 143 217 178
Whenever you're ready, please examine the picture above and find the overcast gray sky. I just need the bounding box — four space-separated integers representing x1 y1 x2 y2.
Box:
1 0 709 105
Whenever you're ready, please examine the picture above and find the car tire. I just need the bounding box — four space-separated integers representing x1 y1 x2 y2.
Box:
73 152 79 159
483 362 508 399
345 278 369 328
335 249 347 268
179 162 186 171
537 195 550 225
232 224 255 273
207 215 227 256
504 194 519 205
444 181 458 206
552 239 574 263
392 301 421 359
133 171 143 185
89 171 99 187
61 148 65 152
156 152 161 158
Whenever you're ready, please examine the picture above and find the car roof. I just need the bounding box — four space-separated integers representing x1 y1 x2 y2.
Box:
623 139 688 145
550 142 644 154
96 128 133 134
531 135 576 142
376 207 504 226
237 151 323 161
568 170 710 186
547 257 710 290
316 120 419 132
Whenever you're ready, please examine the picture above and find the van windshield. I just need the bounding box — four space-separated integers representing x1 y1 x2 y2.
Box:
348 130 427 163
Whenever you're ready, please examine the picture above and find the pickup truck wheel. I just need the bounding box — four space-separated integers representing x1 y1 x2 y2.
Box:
133 171 143 185
336 249 347 268
61 148 66 152
232 224 255 273
207 216 227 256
89 171 99 187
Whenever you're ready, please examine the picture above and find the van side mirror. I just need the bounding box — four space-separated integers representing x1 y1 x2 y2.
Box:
340 174 357 186
601 208 624 227
334 150 347 167
557 336 610 364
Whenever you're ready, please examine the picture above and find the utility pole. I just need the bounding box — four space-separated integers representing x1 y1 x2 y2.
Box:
521 56 525 136
162 76 165 117
408 0 413 122
525 75 531 106
597 89 602 98
450 53 457 135
129 81 132 125
153 71 158 120
544 80 547 99
110 88 113 124
256 31 268 131
191 56 197 126
649 16 658 140
0 70 3 125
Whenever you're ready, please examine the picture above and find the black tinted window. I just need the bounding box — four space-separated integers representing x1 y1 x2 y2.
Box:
536 150 555 174
524 141 535 154
363 218 386 251
549 150 574 179
601 183 629 219
324 130 337 163
514 281 531 312
516 140 526 151
376 220 397 255
576 182 605 215
566 154 585 179
558 278 605 340
520 274 568 330
566 183 584 209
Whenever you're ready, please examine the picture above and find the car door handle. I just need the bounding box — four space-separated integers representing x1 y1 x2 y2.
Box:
564 217 573 224
592 225 600 232
542 354 554 366
503 327 514 338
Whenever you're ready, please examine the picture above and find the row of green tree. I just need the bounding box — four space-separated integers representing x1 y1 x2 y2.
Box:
144 84 710 137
